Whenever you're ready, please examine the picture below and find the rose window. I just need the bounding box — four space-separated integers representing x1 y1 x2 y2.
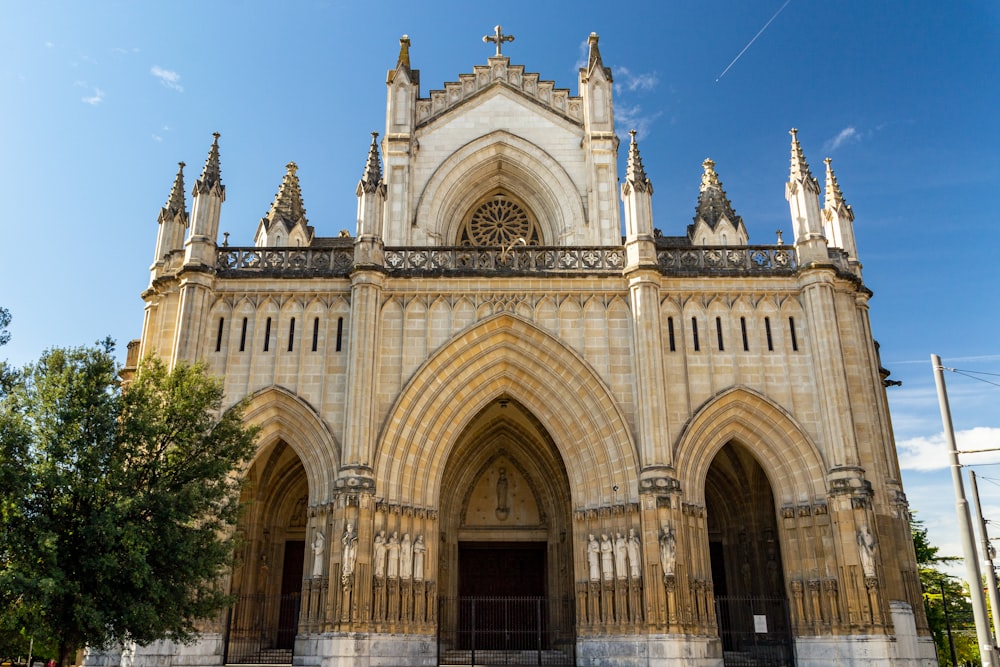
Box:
459 192 541 246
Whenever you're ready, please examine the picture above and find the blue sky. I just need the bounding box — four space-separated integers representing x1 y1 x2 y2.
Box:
1 1 998 574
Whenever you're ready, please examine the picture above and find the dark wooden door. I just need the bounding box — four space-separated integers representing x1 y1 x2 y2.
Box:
277 540 304 648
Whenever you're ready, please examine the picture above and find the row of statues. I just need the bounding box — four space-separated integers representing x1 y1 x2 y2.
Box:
373 531 426 581
311 525 427 582
587 529 641 581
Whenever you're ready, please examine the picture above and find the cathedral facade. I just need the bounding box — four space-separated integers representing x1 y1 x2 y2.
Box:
121 29 935 667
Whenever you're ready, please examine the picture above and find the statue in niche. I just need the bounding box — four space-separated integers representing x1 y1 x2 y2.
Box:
387 531 401 578
600 534 614 581
659 525 676 577
857 525 877 578
587 534 601 582
290 495 308 527
373 530 387 579
495 467 510 520
627 528 641 579
413 535 426 581
400 533 413 579
341 523 358 580
614 532 628 579
311 530 325 577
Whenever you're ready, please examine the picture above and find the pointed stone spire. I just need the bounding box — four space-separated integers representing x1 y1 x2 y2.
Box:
621 130 655 266
357 132 383 195
356 132 386 240
694 159 741 230
822 157 860 275
194 132 225 196
152 162 189 276
624 130 652 193
186 132 226 265
387 35 418 85
585 32 613 80
823 157 852 219
159 162 188 224
788 128 819 194
785 129 826 258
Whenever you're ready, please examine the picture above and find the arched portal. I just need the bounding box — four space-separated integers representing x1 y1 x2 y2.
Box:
226 440 309 664
705 442 793 665
438 396 575 656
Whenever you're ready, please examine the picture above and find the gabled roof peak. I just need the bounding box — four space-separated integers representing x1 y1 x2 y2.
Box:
583 32 613 81
694 158 742 230
263 161 309 230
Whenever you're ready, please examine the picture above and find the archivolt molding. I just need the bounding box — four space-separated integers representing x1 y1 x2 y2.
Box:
413 131 585 245
241 385 341 504
374 313 637 509
674 386 827 506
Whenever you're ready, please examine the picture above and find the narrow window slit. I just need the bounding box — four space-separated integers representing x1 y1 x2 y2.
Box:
288 317 296 352
239 317 248 352
692 317 700 352
312 317 319 352
264 317 271 352
789 317 798 352
336 317 344 352
740 317 749 351
215 317 224 352
716 317 724 351
668 317 676 352
765 317 773 351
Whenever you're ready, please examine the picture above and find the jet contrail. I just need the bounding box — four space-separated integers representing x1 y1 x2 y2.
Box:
716 0 792 81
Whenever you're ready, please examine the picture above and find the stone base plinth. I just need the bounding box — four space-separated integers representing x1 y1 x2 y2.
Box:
577 634 720 667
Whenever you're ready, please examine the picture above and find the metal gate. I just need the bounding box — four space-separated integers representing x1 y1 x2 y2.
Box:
714 595 794 667
438 596 575 665
224 593 300 664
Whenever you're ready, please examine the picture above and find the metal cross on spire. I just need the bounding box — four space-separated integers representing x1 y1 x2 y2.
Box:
483 25 514 56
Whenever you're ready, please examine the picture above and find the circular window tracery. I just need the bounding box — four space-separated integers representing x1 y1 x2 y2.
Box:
459 192 542 246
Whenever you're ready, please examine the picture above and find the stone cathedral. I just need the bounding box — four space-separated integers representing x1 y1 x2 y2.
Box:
116 28 936 667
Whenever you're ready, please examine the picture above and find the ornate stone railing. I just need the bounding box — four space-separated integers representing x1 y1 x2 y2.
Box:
217 247 354 276
383 246 626 274
655 246 797 274
215 245 799 278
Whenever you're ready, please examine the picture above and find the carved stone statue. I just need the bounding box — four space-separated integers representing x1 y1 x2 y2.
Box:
495 467 510 520
387 531 400 578
311 530 325 577
587 533 601 582
341 523 358 579
373 530 387 578
659 525 676 577
413 534 426 581
614 532 627 579
600 534 614 581
857 525 877 578
400 533 413 579
627 528 641 579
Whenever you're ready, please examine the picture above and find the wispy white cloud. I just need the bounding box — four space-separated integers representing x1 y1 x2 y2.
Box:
615 66 659 93
898 426 1000 471
151 66 183 92
615 103 662 141
823 126 860 152
44 41 54 48
81 88 105 105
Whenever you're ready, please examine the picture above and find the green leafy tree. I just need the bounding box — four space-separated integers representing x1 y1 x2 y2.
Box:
914 517 980 666
0 341 257 667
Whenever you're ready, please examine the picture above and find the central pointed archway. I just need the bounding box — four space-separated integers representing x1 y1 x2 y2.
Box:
438 396 575 659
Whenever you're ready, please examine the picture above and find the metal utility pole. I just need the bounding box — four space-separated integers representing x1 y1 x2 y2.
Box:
970 469 1000 643
933 353 999 667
